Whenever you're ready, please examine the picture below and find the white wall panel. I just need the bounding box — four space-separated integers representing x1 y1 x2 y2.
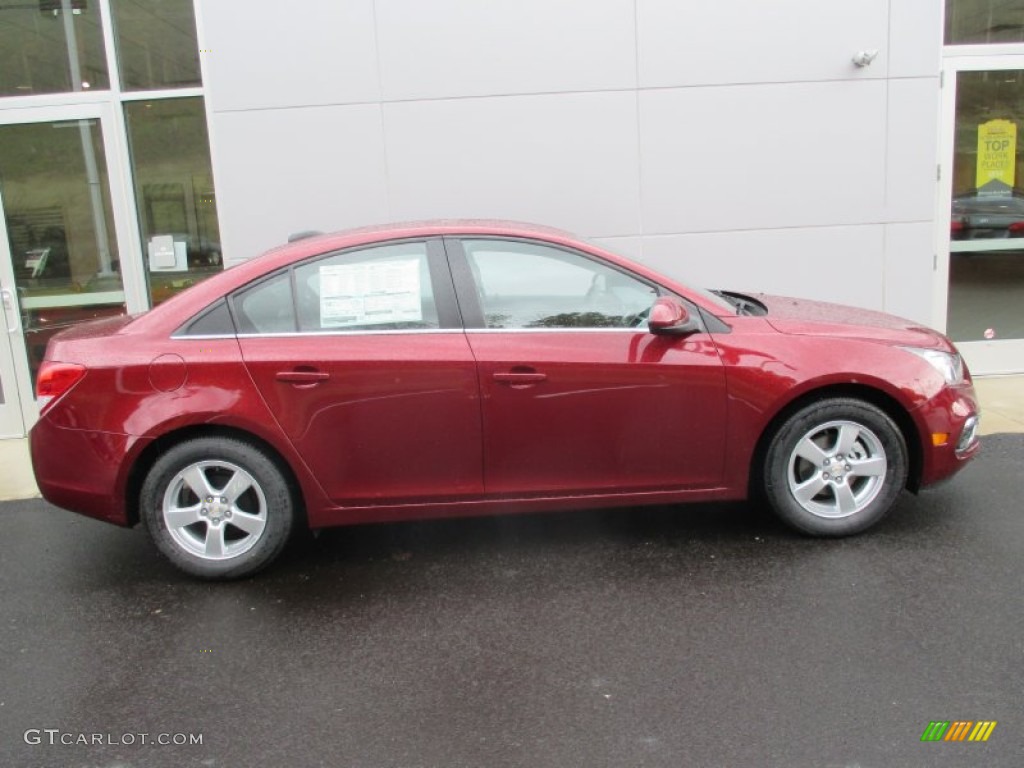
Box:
638 225 886 310
638 0 889 88
196 0 943 333
375 0 636 101
383 92 641 238
199 0 379 112
889 0 942 78
886 77 940 223
639 81 888 235
211 105 389 265
883 222 936 325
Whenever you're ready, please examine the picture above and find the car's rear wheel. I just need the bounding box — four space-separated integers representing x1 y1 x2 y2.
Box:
141 437 295 579
763 398 908 536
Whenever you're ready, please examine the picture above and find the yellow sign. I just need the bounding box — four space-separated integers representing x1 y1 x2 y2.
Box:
976 119 1017 191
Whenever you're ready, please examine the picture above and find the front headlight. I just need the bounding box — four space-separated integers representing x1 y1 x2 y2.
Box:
900 347 964 385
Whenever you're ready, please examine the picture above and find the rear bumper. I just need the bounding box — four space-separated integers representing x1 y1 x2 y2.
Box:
30 418 141 527
916 382 981 488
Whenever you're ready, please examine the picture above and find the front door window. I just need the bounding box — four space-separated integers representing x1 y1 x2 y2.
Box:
465 239 657 329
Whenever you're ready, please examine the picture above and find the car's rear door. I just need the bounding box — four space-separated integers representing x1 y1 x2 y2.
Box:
446 236 728 497
234 238 483 506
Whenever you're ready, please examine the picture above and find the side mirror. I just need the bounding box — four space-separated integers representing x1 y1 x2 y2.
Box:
648 297 700 335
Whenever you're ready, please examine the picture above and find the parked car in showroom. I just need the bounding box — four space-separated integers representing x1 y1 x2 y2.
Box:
951 189 1024 240
31 221 981 579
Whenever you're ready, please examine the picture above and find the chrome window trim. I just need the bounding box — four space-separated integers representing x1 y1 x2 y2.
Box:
171 327 656 340
169 333 236 340
172 328 464 340
465 327 647 334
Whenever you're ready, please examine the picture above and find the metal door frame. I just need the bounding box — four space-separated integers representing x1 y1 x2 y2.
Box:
939 51 1024 374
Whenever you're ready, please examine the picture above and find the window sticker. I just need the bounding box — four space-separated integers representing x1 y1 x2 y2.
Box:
319 258 423 328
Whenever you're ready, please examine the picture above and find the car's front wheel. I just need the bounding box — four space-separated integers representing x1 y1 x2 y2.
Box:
141 437 295 579
763 398 908 536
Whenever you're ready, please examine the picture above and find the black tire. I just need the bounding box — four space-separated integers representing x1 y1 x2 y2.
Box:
763 398 908 536
141 437 295 579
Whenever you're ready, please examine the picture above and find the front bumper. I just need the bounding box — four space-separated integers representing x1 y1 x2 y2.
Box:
915 382 981 488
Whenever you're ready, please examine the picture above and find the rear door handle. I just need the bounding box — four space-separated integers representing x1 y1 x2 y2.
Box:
492 371 547 385
276 370 330 384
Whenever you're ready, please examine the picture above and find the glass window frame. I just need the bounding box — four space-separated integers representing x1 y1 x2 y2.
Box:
110 0 202 92
0 0 214 312
0 0 112 99
938 53 1024 373
122 94 222 307
946 0 1024 47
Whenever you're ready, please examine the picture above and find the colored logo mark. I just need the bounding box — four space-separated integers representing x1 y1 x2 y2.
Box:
921 721 997 742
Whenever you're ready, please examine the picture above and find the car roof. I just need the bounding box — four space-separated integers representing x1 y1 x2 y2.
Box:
270 219 581 257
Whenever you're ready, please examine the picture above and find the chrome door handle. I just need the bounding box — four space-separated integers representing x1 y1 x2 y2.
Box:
492 368 547 391
492 372 547 383
276 370 330 384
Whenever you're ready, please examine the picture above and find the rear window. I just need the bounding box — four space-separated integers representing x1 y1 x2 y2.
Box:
177 299 235 337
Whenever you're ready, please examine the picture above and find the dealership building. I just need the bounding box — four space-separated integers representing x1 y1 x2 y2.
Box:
0 1 1021 495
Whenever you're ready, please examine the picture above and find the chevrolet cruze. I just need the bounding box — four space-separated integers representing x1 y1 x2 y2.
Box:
31 221 981 578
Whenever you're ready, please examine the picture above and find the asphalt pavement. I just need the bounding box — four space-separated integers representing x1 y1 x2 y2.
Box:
1 435 1022 768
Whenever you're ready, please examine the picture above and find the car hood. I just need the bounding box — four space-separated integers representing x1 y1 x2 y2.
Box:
754 294 952 350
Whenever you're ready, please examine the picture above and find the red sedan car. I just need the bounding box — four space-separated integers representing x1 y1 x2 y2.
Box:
31 221 981 578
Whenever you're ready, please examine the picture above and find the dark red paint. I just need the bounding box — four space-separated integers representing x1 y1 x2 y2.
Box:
30 221 980 531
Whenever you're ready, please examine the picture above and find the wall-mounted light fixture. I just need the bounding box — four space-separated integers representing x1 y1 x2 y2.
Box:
852 50 879 67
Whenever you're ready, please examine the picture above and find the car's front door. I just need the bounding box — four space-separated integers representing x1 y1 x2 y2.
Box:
447 237 728 497
235 239 483 506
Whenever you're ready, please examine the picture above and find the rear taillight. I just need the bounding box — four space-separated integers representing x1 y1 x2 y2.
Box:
950 219 965 232
1008 221 1024 234
36 361 86 412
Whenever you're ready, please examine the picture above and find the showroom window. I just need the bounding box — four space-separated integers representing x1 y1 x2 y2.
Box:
944 1 1024 367
0 118 125 384
113 0 221 305
0 0 222 401
946 0 1024 45
124 97 222 305
112 0 202 90
947 71 1024 344
0 1 110 97
463 239 656 330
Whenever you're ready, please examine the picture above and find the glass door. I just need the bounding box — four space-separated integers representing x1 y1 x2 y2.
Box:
0 103 143 433
0 263 25 438
941 57 1024 374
